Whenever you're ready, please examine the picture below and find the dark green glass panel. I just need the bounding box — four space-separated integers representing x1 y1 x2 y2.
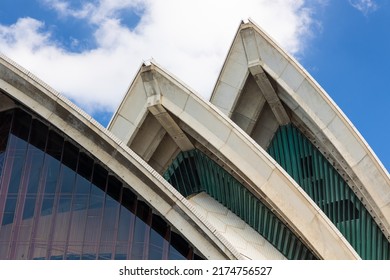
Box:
267 124 390 260
164 149 317 260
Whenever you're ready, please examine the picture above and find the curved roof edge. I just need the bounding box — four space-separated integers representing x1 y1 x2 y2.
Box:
0 52 242 260
189 192 286 260
109 60 360 259
210 19 390 240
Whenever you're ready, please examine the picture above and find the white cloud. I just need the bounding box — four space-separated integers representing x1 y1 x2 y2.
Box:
349 0 378 15
41 0 145 24
0 0 318 116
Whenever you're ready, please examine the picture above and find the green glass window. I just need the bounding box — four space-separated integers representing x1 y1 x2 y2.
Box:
268 124 390 260
164 149 317 260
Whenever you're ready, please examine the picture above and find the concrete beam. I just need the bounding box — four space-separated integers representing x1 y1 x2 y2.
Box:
129 112 167 162
148 103 194 152
140 67 195 152
249 63 290 125
241 27 290 126
231 75 267 136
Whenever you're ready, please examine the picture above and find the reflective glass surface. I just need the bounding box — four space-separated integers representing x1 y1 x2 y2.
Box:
268 124 390 260
0 109 201 260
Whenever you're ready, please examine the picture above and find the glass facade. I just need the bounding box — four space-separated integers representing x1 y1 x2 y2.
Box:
268 124 390 260
0 108 201 260
164 149 317 260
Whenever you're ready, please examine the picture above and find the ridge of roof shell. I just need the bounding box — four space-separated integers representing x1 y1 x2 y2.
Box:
211 19 390 242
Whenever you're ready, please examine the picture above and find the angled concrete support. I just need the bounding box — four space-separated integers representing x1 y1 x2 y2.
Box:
241 27 290 126
141 67 194 152
148 103 194 152
249 63 290 125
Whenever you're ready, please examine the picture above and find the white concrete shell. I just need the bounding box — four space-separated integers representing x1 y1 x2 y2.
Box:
0 53 245 260
1 18 384 260
108 61 359 259
211 19 390 241
189 192 286 260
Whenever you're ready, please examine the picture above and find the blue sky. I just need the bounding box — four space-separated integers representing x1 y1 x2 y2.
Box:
301 1 390 171
0 0 388 170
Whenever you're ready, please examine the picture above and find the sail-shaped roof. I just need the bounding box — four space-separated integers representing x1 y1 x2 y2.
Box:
211 19 390 258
